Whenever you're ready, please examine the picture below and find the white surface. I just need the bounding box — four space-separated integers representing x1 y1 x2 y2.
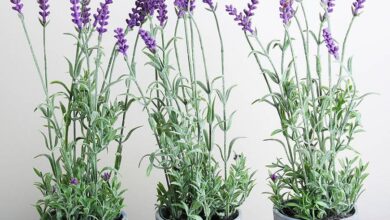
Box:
0 1 389 219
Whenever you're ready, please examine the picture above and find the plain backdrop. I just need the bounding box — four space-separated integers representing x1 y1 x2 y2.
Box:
1 0 389 219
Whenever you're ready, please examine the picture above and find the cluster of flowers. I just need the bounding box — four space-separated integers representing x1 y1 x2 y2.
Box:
10 0 232 60
225 0 366 60
9 0 168 68
127 0 168 28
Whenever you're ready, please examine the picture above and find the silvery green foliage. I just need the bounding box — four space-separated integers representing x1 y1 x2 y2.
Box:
236 1 369 219
125 6 255 220
12 2 137 219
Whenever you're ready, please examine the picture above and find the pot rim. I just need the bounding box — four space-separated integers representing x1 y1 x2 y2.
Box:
273 207 357 220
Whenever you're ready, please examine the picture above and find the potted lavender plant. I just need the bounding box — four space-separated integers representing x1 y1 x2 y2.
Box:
226 0 369 219
10 0 138 219
111 0 255 219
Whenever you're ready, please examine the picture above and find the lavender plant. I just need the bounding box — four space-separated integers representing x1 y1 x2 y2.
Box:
112 0 255 219
227 0 369 219
10 1 140 219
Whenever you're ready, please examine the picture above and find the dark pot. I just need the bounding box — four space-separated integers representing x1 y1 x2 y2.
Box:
47 211 127 220
114 211 128 220
273 208 358 220
155 209 242 220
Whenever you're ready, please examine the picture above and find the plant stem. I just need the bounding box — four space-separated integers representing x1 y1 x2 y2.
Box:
42 24 60 178
94 36 103 111
64 31 81 167
294 7 322 153
114 32 140 170
285 29 309 183
100 47 117 94
183 16 201 140
339 17 356 76
212 11 229 181
189 17 214 200
42 27 53 148
20 17 47 96
316 19 326 151
173 19 189 113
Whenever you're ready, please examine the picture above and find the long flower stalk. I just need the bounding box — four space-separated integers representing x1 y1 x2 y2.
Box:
19 17 47 96
173 18 190 113
211 10 230 180
339 17 356 76
183 16 201 140
115 30 140 170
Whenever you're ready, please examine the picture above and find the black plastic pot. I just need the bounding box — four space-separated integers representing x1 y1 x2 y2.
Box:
273 208 358 220
114 211 128 220
155 209 242 220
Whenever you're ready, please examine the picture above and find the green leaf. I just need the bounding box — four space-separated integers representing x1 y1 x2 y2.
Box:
271 129 283 136
64 57 74 78
51 81 71 95
348 57 353 73
206 98 216 124
122 126 142 142
33 168 42 178
267 39 280 54
227 137 245 160
316 55 322 76
263 69 279 84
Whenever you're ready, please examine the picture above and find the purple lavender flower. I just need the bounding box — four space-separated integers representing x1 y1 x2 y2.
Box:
226 5 254 33
244 0 259 17
70 177 79 185
127 0 159 29
322 0 335 13
174 0 195 18
101 172 111 181
203 0 214 9
127 0 145 29
139 29 157 53
70 0 82 30
10 0 23 14
93 0 113 35
270 173 279 182
226 0 258 33
81 0 91 27
157 0 168 27
114 28 129 56
352 0 366 16
323 28 339 59
147 0 160 15
279 0 294 25
38 0 50 25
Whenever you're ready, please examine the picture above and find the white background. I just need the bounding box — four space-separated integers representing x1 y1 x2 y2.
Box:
1 0 389 219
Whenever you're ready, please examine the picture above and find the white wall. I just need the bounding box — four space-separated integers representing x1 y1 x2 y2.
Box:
0 0 389 219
